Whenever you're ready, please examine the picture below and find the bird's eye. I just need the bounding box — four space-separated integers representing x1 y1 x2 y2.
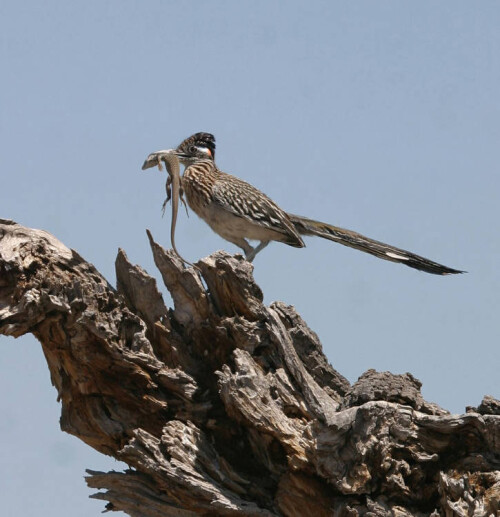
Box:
189 145 196 153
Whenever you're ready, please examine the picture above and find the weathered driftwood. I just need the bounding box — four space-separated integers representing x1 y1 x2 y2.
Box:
0 218 498 516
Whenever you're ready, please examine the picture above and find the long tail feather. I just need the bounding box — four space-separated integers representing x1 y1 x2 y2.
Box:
288 214 464 275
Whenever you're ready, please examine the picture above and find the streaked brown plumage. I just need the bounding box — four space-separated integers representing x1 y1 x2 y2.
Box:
143 132 463 275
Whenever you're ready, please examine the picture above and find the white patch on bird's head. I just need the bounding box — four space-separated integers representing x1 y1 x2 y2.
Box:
195 146 212 157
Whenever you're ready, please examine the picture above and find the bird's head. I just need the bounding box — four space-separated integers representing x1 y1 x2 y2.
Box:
175 132 216 165
141 132 216 171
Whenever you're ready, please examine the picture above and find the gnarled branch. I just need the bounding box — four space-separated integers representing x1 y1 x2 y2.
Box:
0 219 498 516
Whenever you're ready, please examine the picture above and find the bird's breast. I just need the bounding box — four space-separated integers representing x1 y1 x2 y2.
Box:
182 164 217 217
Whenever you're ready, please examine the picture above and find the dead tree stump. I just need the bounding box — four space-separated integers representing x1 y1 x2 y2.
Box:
0 219 498 516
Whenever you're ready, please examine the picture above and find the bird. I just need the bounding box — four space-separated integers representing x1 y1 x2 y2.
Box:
142 132 463 275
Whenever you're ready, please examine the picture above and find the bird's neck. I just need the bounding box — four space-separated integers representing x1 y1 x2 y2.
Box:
183 159 219 180
182 160 219 210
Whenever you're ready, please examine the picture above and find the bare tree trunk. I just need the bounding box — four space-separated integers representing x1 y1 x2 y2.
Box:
0 218 498 516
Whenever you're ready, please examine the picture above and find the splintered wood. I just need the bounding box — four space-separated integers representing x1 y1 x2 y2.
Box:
0 219 499 516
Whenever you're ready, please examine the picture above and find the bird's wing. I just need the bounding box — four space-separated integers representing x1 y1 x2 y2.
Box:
212 173 303 246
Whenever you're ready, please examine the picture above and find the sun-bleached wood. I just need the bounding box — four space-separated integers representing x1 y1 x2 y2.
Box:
0 219 498 516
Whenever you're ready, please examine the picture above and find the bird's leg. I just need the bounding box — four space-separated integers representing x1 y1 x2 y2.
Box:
223 237 256 261
229 239 270 262
246 241 270 262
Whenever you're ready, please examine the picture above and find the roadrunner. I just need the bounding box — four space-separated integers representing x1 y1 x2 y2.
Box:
142 132 463 275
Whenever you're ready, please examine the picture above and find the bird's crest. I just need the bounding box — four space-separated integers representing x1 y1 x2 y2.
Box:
177 132 216 159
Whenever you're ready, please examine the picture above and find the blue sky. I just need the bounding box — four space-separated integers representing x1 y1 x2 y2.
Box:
1 1 499 515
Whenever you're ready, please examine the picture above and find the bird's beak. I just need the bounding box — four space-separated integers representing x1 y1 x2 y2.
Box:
141 149 178 170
